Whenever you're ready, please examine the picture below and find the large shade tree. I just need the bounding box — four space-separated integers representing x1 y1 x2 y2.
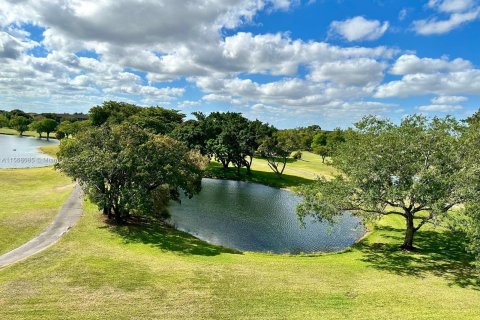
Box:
297 115 464 250
57 123 208 223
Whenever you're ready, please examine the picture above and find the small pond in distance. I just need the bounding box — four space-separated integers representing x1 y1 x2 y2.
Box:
0 135 58 168
168 178 365 254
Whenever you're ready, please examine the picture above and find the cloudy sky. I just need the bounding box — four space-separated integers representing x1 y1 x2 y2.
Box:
0 0 479 128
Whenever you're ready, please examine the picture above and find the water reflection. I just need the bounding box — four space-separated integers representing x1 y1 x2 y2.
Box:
168 178 365 253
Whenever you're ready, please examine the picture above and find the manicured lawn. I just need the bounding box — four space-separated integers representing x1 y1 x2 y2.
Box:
0 167 73 254
0 152 478 319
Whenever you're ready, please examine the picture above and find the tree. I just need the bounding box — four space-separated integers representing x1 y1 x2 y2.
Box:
57 123 208 223
29 118 58 140
258 134 291 176
43 118 58 140
70 120 92 136
89 101 139 126
171 119 209 155
0 114 8 127
314 145 330 163
57 121 74 138
9 116 30 136
311 129 345 163
8 109 31 120
276 126 321 151
297 115 464 250
200 112 272 174
458 113 480 263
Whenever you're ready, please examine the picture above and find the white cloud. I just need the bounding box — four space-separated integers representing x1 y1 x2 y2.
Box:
308 58 385 87
329 16 389 41
428 0 475 13
417 104 463 112
414 0 480 35
390 54 472 75
178 100 201 108
376 54 480 98
376 71 480 98
431 95 468 103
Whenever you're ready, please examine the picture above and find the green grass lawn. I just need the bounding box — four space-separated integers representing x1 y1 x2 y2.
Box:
0 167 73 254
0 153 479 319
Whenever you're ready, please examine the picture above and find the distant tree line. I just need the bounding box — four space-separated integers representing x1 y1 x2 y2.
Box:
0 109 89 140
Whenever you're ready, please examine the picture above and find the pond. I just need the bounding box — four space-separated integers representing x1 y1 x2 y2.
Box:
168 178 365 254
0 134 58 168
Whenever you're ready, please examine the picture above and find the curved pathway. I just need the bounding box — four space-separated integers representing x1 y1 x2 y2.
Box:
0 185 83 268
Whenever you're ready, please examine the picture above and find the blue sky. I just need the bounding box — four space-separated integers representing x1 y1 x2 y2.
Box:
0 0 479 129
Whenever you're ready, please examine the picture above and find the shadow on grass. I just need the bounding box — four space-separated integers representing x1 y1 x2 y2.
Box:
356 226 480 290
206 162 313 189
105 217 241 256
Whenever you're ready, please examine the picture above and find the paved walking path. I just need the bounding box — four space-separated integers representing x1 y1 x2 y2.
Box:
0 185 83 268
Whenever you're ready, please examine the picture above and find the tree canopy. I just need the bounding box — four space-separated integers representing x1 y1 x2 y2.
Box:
89 101 184 134
29 118 58 139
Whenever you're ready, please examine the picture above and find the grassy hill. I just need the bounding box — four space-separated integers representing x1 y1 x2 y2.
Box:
0 155 479 319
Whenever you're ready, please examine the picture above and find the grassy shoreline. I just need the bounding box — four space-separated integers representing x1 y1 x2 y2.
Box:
0 128 58 140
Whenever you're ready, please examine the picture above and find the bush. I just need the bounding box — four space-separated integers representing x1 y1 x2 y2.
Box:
292 151 302 160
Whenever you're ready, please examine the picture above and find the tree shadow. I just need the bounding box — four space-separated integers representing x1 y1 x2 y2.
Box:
356 226 480 290
104 217 241 256
206 162 313 189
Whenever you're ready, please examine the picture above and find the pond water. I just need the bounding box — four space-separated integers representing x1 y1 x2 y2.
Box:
168 178 365 254
0 134 58 168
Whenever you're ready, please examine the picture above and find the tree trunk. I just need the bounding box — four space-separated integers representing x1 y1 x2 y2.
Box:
221 159 229 169
46 132 50 140
113 206 122 224
401 213 416 250
245 156 252 175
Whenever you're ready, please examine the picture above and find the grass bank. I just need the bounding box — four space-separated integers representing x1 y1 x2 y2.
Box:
0 152 479 319
0 167 73 255
38 145 60 158
0 128 39 138
0 128 57 140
